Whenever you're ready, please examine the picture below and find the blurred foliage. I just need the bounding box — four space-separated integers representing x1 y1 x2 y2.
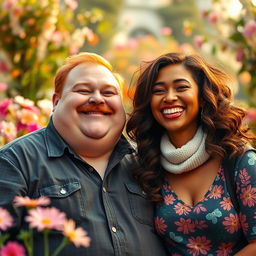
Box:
187 0 256 107
0 0 103 101
77 0 124 53
157 0 207 44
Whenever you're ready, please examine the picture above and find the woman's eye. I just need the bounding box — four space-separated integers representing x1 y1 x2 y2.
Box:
152 88 165 94
177 85 189 90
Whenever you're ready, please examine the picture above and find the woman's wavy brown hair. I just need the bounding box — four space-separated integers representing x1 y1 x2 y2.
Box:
126 52 255 202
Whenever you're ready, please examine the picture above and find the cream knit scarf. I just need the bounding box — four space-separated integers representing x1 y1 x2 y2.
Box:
160 127 209 174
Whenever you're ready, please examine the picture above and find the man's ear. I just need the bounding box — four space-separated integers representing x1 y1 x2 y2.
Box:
52 93 60 112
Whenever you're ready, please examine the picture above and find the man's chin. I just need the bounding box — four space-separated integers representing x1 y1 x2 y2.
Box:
82 130 109 140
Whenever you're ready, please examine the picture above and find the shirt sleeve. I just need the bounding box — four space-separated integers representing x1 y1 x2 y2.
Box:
0 153 28 233
235 150 256 240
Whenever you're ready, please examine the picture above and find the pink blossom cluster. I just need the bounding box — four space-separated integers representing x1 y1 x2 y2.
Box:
243 20 256 39
0 196 90 255
0 96 52 146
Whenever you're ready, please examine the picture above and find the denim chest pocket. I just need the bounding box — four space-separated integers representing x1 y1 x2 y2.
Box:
39 181 86 219
125 183 154 226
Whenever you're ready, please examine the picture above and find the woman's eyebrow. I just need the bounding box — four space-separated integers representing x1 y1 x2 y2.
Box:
153 78 191 86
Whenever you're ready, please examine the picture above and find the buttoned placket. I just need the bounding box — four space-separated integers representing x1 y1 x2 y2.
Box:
101 178 125 256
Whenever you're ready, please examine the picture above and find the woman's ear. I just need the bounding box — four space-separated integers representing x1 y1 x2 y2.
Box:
52 93 60 112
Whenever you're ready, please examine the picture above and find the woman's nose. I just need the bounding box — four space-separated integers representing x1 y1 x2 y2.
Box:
163 89 178 103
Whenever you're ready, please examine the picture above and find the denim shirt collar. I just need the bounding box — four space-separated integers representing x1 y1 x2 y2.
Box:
44 117 70 157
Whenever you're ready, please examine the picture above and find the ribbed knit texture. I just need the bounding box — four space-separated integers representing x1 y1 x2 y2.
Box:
160 127 209 174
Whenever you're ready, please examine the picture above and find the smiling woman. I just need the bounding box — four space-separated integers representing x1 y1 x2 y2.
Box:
126 52 256 256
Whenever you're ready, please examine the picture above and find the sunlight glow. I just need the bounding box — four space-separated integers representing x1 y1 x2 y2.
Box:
227 0 243 18
252 0 256 6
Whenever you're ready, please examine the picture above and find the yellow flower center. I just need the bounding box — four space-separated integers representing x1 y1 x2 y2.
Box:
0 217 3 223
68 231 77 240
27 200 38 207
42 218 51 225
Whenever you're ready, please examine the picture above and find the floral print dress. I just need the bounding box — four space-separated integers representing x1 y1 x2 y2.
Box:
155 151 256 256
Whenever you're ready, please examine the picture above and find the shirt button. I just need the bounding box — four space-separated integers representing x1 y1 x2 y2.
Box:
102 187 107 193
60 188 67 195
111 226 117 233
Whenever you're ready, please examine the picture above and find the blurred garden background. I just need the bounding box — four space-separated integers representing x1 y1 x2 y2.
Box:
0 0 255 146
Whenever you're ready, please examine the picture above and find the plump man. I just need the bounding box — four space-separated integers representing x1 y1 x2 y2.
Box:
0 53 167 256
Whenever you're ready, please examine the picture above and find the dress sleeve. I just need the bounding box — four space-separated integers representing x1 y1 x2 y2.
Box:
235 150 256 240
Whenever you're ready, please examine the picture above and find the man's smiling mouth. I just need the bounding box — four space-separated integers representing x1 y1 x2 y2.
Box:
78 106 113 115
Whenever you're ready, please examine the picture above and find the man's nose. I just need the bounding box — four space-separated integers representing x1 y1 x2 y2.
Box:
88 91 104 104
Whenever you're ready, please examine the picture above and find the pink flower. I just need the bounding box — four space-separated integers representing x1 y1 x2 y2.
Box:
174 202 191 215
14 196 50 208
223 213 240 233
193 35 205 48
201 9 208 18
209 185 223 199
25 207 66 231
220 197 233 211
17 122 41 133
16 109 38 124
1 241 26 256
208 11 218 24
14 96 34 107
2 0 17 10
51 31 63 45
239 213 248 234
0 60 9 72
238 168 251 186
0 98 12 117
0 207 13 230
193 204 207 214
154 216 167 235
64 0 78 10
175 218 195 234
37 99 53 116
0 82 7 91
126 38 139 50
243 20 256 39
0 121 17 142
236 48 245 62
160 27 172 36
164 194 175 205
240 185 256 207
62 219 91 247
216 242 234 256
194 220 208 230
187 236 212 256
247 108 256 123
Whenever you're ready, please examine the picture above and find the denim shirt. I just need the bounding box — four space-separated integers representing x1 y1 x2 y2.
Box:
0 119 167 256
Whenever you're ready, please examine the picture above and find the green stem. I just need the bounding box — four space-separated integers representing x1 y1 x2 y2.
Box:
27 228 33 256
43 229 50 256
21 234 31 256
51 237 69 256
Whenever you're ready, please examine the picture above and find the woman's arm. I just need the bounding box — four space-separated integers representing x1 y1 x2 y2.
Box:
235 240 256 255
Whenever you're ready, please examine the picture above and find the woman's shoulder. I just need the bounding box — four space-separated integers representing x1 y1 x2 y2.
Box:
236 146 256 168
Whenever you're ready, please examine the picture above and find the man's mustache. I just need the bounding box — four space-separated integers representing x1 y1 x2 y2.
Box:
77 105 113 114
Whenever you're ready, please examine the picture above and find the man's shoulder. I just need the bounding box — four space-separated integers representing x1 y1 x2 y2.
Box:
120 151 139 167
